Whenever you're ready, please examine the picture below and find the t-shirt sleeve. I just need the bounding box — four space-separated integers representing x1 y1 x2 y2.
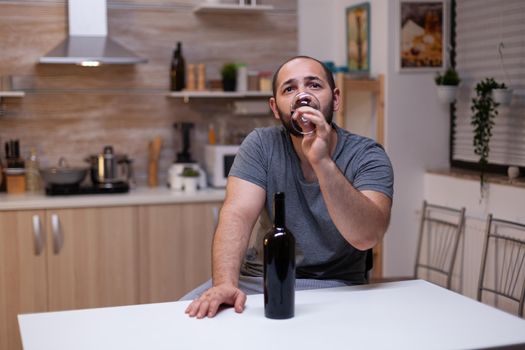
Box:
228 129 267 191
351 143 394 199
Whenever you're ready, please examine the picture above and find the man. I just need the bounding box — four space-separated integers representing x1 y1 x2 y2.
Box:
184 56 393 318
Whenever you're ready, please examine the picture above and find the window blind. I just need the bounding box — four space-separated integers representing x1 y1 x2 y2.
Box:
453 0 525 167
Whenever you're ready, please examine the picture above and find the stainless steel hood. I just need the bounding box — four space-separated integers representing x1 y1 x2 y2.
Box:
39 0 147 65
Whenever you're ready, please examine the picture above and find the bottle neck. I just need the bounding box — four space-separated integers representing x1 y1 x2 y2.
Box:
274 192 285 228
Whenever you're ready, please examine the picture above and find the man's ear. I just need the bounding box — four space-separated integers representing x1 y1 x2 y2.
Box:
332 87 341 112
269 97 281 120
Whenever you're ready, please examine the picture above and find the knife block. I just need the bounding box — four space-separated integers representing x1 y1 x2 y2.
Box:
6 172 26 194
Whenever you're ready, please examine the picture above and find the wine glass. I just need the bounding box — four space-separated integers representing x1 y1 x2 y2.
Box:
290 92 320 135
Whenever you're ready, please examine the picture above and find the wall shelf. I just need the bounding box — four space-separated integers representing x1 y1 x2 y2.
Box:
167 90 272 103
193 3 274 14
0 91 25 98
335 73 384 145
0 91 25 109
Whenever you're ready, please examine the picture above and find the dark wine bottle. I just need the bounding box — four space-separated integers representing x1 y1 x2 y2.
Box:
264 192 296 319
170 42 186 91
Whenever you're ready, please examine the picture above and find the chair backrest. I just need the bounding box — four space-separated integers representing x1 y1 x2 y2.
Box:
477 214 525 317
364 248 374 283
414 201 466 290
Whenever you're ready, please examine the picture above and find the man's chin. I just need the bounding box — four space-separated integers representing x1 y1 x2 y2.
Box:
281 122 303 138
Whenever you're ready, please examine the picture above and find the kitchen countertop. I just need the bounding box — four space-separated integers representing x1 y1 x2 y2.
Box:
0 187 226 211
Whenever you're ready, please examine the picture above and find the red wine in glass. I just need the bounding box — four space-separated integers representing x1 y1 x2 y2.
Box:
290 92 320 135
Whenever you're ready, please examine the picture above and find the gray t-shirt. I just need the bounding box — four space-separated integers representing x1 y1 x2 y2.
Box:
229 124 394 283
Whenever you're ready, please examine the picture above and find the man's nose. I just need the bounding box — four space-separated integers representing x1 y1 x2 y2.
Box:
296 84 307 94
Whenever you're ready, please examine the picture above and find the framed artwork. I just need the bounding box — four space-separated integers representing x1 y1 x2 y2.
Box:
346 3 370 76
398 0 446 72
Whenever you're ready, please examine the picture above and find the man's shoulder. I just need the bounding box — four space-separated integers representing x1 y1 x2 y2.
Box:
244 126 285 146
335 124 380 149
250 125 283 138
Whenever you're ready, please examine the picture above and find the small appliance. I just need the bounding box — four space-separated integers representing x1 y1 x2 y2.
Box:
85 145 134 188
204 144 240 188
167 122 207 191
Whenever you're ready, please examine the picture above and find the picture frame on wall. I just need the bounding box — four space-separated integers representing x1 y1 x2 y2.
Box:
346 2 370 76
398 0 446 72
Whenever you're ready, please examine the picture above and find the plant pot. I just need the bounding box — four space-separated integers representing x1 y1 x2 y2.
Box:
436 85 459 104
182 176 198 193
491 88 513 105
222 78 236 92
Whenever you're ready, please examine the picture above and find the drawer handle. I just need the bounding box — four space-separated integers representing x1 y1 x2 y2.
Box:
32 215 45 256
51 214 64 255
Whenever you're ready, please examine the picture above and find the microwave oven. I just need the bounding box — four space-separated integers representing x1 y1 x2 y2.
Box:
204 145 240 188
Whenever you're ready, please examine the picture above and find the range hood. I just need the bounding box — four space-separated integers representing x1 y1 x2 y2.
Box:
39 0 147 65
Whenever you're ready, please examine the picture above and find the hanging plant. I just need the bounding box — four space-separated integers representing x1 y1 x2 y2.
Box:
491 83 513 105
470 77 504 194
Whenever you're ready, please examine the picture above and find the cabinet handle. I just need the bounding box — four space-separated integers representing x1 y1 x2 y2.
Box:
32 214 45 256
51 213 64 255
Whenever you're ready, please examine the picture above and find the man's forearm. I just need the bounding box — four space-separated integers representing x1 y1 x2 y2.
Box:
313 158 391 250
211 206 254 287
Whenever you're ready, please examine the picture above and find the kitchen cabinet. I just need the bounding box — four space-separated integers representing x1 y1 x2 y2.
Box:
0 196 222 350
0 206 139 350
139 202 220 303
0 210 47 350
45 207 139 311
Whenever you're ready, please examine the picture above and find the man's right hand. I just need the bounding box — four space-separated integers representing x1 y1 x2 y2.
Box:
184 284 247 319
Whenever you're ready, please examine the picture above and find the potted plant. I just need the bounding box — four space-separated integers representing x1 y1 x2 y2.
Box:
435 67 461 104
491 82 513 106
181 166 200 193
221 63 237 91
470 77 502 194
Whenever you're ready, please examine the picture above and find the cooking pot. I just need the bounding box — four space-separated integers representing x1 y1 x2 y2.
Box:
40 157 88 186
85 146 133 186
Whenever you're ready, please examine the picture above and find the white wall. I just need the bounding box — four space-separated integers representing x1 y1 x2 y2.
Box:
383 0 450 276
298 0 451 277
298 0 337 62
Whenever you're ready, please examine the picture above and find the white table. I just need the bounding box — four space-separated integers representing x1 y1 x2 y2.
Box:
18 280 525 350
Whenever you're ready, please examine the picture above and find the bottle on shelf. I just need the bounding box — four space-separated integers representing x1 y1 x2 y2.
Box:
25 147 41 193
236 63 247 92
197 63 206 91
186 63 196 91
263 192 296 319
207 124 216 145
170 42 186 91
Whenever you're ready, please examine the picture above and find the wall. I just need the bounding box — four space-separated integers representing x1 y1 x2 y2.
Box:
298 0 450 277
383 0 450 276
0 0 297 186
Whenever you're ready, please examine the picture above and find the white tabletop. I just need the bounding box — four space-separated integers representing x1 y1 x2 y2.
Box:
18 280 525 350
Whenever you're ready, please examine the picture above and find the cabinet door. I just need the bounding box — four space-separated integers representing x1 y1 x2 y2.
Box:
45 207 139 311
0 210 47 350
139 202 220 303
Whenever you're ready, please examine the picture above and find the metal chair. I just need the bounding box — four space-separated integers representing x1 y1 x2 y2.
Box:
414 201 466 290
477 215 525 317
